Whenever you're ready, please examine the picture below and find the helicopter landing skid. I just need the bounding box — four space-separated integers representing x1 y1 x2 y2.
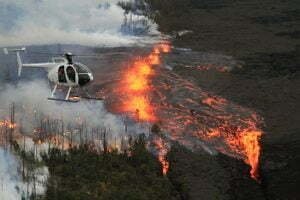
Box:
47 97 80 103
80 96 104 101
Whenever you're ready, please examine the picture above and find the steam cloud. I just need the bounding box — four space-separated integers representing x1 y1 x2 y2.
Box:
0 0 157 47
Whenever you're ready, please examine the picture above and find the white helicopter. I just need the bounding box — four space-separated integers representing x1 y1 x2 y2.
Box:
4 47 100 102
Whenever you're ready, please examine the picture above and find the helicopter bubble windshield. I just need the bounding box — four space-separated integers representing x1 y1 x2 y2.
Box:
74 63 91 74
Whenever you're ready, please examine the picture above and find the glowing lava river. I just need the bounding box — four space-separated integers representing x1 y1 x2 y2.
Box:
94 43 263 180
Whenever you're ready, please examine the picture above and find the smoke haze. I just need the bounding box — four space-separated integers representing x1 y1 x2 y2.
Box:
0 0 157 47
0 147 48 199
0 80 147 136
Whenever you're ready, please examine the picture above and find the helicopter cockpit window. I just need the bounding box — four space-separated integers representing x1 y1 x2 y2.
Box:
74 63 91 74
58 66 66 83
66 66 76 82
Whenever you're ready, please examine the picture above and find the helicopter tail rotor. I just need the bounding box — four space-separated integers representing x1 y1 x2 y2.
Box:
3 47 26 76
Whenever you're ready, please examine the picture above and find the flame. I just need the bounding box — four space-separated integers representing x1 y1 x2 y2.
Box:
116 43 171 122
120 60 156 121
108 42 261 179
240 130 261 179
148 53 160 65
111 42 172 174
48 135 72 150
103 41 262 180
0 120 17 129
206 115 262 180
147 65 264 180
159 43 171 53
152 137 170 175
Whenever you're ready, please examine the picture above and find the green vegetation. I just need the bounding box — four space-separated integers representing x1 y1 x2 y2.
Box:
41 136 179 200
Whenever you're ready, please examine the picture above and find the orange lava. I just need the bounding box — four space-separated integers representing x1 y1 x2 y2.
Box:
202 96 262 180
120 60 156 121
114 42 172 175
207 116 262 180
202 96 227 108
117 43 171 122
240 130 261 180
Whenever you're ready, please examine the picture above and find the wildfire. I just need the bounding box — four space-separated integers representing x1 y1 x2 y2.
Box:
111 42 172 175
208 125 262 180
48 135 73 150
116 43 171 122
108 42 263 180
120 60 156 121
152 135 170 175
240 130 261 180
152 137 170 175
203 95 262 179
0 120 17 129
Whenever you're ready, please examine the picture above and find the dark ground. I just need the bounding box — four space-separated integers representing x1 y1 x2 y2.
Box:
1 1 299 198
145 0 300 199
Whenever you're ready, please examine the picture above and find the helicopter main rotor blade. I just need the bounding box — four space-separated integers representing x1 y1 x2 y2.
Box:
25 51 132 58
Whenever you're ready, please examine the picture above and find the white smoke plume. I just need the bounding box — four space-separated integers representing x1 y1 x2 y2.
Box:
0 148 21 200
0 79 148 199
0 147 48 200
0 79 148 137
0 0 158 47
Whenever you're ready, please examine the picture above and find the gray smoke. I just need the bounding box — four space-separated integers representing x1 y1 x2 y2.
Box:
0 0 158 47
0 79 147 136
0 148 21 200
0 147 48 200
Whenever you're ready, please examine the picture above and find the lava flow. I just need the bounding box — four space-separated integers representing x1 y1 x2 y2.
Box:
121 60 155 122
206 116 262 179
112 43 170 122
105 43 171 174
152 69 263 180
99 43 262 180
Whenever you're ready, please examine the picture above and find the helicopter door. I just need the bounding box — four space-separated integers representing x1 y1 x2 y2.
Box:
66 66 76 82
58 66 67 83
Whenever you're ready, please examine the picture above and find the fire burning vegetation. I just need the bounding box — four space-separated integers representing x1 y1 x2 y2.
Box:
0 42 263 183
0 120 17 129
110 43 172 174
206 116 262 180
104 42 263 180
114 43 170 122
0 41 265 199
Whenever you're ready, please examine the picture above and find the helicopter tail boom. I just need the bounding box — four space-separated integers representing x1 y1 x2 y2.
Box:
4 47 57 76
